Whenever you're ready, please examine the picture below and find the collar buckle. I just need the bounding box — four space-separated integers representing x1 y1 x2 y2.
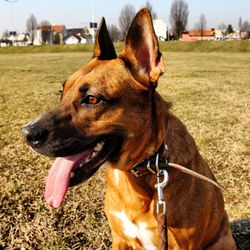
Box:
130 142 169 178
146 160 157 174
130 168 142 178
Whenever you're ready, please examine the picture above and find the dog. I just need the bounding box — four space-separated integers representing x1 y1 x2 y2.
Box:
22 9 238 249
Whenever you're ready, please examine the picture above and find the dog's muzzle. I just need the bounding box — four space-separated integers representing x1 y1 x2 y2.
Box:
22 123 48 148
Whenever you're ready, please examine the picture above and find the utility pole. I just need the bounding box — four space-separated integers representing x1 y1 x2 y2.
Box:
91 0 95 43
5 0 17 33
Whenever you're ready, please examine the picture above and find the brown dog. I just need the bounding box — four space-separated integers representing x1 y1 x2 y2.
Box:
22 9 237 249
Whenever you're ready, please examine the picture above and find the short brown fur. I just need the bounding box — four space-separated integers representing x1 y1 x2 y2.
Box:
23 9 236 249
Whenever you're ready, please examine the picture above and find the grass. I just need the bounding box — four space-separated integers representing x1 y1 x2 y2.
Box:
0 50 249 249
0 40 250 54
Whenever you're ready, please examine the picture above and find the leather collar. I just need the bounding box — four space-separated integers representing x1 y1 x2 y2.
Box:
129 143 169 177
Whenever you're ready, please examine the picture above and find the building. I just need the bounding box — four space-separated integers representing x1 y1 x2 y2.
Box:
34 25 66 45
14 33 31 46
0 39 12 47
214 29 226 40
65 27 94 44
228 31 240 40
181 29 216 41
153 19 167 41
0 32 31 47
64 34 92 44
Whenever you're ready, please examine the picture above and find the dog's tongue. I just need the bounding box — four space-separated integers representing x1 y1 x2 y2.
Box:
45 154 82 208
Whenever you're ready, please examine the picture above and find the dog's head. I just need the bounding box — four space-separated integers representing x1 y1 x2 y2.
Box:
22 9 165 207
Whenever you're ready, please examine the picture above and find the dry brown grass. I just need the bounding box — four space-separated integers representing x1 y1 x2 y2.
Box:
0 51 249 249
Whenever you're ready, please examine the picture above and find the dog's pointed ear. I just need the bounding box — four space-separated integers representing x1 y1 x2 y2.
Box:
93 17 117 60
119 8 164 88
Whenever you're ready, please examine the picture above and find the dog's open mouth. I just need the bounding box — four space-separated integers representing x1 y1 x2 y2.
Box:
45 138 116 208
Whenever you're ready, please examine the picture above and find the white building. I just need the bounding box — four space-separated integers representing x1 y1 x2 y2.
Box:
0 32 31 47
153 19 167 41
64 34 88 45
14 33 31 46
33 29 43 45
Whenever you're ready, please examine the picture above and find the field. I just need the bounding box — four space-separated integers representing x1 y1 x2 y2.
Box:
0 45 249 249
1 40 250 54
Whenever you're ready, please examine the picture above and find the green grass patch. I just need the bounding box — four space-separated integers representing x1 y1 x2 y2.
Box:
0 51 249 249
0 40 250 54
160 40 250 52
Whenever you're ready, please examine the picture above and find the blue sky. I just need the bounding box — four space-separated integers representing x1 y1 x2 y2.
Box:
0 0 249 35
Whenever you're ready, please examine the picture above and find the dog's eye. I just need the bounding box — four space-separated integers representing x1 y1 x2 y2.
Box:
81 95 101 105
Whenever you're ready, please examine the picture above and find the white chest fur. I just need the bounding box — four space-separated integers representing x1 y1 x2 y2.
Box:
110 210 157 250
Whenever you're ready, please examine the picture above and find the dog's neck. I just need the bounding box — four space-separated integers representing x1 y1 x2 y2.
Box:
106 92 173 202
106 91 201 207
111 90 168 169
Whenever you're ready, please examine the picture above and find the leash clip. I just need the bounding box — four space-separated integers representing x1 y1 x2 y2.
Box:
155 169 169 214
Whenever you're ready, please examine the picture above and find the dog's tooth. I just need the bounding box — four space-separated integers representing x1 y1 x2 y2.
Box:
85 158 90 163
70 172 75 179
94 143 103 152
79 164 83 168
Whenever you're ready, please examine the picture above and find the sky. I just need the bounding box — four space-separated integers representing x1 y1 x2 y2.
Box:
0 0 249 35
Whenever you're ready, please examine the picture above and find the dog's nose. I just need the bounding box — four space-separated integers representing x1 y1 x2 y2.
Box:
22 124 48 148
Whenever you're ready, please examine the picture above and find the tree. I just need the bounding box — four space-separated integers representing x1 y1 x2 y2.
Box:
218 23 227 31
227 24 234 34
238 17 250 39
241 21 250 31
145 1 157 19
239 16 243 39
119 4 135 40
239 16 242 31
241 20 250 39
169 0 189 40
218 23 227 36
2 29 9 39
53 32 61 44
108 24 121 42
39 20 51 44
26 14 37 44
40 20 51 26
195 14 207 38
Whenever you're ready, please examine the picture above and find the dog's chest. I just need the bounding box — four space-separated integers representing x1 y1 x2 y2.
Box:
110 210 157 250
106 167 158 249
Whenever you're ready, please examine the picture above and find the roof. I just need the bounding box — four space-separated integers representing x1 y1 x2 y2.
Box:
66 28 84 34
0 39 12 43
37 25 65 32
63 34 82 42
184 29 215 37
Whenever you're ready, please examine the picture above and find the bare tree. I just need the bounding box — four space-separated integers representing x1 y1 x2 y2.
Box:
40 20 51 26
241 20 250 39
26 14 37 44
217 23 227 36
242 21 250 31
145 1 157 19
2 29 9 39
218 23 227 31
195 14 207 38
39 20 52 44
239 16 243 39
119 4 135 40
169 0 189 40
108 24 121 42
239 16 242 31
238 17 250 39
